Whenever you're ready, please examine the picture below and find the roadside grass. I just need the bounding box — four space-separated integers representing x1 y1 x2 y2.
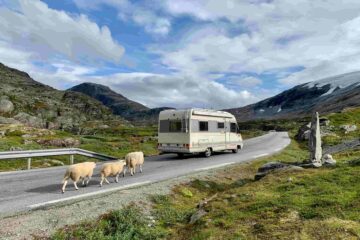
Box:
149 141 360 240
0 125 158 172
50 137 360 240
51 205 167 240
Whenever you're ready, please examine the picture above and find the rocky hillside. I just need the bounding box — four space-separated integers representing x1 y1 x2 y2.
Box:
227 71 360 122
0 63 121 131
69 82 172 124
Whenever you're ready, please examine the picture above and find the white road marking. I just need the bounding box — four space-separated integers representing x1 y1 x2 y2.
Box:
253 153 269 158
197 162 235 171
28 181 151 209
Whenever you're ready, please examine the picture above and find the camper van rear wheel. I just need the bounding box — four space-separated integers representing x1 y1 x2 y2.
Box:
232 148 238 153
204 148 212 158
177 153 184 158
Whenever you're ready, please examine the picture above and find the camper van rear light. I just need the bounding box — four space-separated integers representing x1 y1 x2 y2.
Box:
184 144 190 149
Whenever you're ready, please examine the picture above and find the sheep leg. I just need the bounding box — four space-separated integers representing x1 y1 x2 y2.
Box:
85 176 91 186
115 174 119 183
74 181 79 190
130 168 134 176
61 180 68 193
123 168 126 177
100 177 104 187
104 177 110 184
81 177 85 186
140 165 143 173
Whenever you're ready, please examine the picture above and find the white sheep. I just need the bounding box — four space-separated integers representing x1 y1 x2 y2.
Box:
99 160 126 187
61 162 96 193
124 151 144 176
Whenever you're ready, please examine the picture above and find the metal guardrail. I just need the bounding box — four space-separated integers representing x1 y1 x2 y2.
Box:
0 148 118 170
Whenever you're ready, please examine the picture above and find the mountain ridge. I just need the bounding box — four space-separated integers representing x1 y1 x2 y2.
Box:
0 63 122 131
226 71 360 122
69 82 173 124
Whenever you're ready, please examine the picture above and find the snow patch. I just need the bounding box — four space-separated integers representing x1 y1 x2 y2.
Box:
305 71 360 90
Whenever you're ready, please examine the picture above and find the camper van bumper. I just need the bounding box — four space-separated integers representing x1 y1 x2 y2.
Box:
158 146 191 153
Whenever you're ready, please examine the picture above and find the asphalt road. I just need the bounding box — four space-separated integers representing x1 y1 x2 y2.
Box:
0 132 290 216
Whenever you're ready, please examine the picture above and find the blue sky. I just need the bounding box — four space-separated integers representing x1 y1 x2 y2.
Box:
1 0 360 109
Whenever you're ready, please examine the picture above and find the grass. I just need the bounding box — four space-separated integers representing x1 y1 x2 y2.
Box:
147 140 360 240
0 124 158 172
51 205 167 240
50 137 360 240
322 108 360 147
46 104 360 239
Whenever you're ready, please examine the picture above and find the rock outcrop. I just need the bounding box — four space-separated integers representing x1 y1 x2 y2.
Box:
35 138 80 147
255 162 304 180
340 124 357 134
0 62 123 131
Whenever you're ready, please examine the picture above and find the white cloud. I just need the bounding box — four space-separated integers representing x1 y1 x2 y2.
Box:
131 10 171 35
156 0 360 87
74 0 171 35
227 76 263 88
86 73 259 109
0 0 124 64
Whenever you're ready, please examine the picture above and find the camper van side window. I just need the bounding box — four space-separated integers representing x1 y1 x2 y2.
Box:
230 123 237 133
199 121 208 131
217 122 224 129
169 121 182 132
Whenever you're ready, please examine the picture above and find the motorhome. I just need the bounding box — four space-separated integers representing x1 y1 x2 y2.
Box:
157 108 243 157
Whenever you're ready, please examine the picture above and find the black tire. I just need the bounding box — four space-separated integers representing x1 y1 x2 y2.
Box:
177 153 184 158
204 148 212 158
232 148 238 153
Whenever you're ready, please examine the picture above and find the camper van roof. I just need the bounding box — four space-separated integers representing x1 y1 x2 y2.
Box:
159 108 235 118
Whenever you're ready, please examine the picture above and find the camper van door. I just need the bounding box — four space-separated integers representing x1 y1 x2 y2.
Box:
225 118 230 148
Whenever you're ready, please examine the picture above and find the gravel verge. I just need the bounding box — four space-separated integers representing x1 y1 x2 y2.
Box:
0 166 233 240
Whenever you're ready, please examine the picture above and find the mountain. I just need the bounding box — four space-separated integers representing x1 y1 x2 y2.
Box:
69 82 149 117
227 71 360 122
0 63 120 131
69 82 173 124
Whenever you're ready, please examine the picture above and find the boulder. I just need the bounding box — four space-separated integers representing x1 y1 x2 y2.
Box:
0 130 6 137
0 99 14 114
255 162 304 180
340 125 357 134
98 124 110 129
296 122 311 141
14 112 44 128
319 117 330 126
10 146 23 151
322 154 336 166
23 139 34 145
189 209 207 224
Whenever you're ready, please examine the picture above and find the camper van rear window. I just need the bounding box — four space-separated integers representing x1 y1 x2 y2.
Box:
199 121 208 131
217 122 225 129
169 121 182 132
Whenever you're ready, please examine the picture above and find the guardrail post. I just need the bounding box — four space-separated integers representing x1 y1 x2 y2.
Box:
27 158 31 170
70 155 74 165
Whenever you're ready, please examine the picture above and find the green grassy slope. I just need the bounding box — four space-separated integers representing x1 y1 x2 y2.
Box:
50 108 360 240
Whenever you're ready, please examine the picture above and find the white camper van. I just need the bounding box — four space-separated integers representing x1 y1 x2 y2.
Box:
157 109 243 157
